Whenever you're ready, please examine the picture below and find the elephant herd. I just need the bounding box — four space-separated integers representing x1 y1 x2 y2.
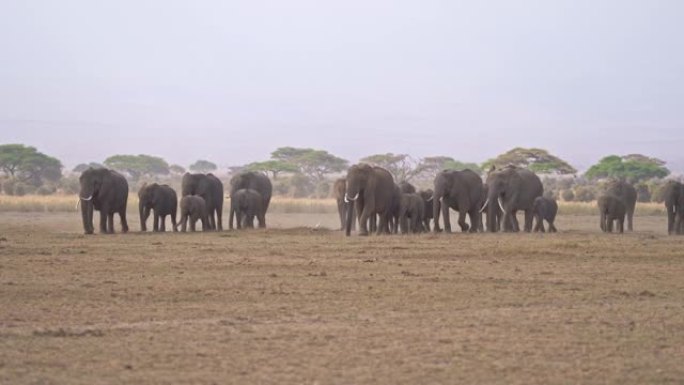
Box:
78 168 272 234
77 164 684 236
337 164 684 236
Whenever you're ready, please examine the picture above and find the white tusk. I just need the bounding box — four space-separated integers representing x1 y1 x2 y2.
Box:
479 198 490 213
76 199 80 210
80 195 93 201
344 193 359 203
427 196 433 202
498 197 505 212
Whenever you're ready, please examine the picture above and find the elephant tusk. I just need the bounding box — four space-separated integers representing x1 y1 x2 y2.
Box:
80 195 93 201
427 196 433 202
76 199 80 210
344 193 359 203
497 197 505 212
479 198 490 213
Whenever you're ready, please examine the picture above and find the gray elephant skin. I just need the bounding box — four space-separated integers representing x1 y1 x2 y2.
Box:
78 168 129 235
181 173 224 231
663 181 684 235
333 178 355 231
176 195 209 232
398 181 416 194
483 166 543 232
230 188 264 229
532 196 558 233
138 183 178 232
604 180 637 231
418 189 434 232
598 194 626 233
432 169 484 233
229 172 272 229
344 164 396 236
399 193 425 234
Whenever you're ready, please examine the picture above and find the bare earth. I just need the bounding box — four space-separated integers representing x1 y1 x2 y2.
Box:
0 212 683 385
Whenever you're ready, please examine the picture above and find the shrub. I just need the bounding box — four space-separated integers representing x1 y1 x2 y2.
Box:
561 189 575 202
573 186 595 202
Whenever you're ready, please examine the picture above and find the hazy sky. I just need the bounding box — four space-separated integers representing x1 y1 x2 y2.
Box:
1 0 683 172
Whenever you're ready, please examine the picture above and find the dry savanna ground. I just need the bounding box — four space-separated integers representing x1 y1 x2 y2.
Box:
0 203 683 384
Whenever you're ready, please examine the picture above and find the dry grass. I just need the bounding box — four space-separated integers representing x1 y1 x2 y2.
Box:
0 212 682 384
0 195 666 216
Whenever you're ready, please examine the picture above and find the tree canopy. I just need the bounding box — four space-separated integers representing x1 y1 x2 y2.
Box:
73 162 104 173
359 153 420 182
244 160 298 179
0 144 63 186
169 164 186 174
585 154 670 182
482 147 577 175
271 147 348 181
415 156 482 175
103 154 169 180
189 160 217 173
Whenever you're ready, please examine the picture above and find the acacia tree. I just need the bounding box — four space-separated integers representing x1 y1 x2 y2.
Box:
73 162 104 173
271 147 348 182
482 147 577 175
244 160 298 180
359 153 421 182
169 164 186 175
414 156 482 176
104 154 169 180
189 160 217 173
0 144 63 187
585 154 669 183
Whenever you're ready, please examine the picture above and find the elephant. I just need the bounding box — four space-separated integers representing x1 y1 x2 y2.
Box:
532 196 558 233
604 180 637 231
176 195 209 232
181 173 224 231
229 172 272 229
418 189 434 232
344 164 397 236
333 178 355 231
482 165 543 232
663 181 684 235
138 183 177 232
398 181 416 194
399 193 425 234
598 194 626 233
432 169 484 233
230 188 264 229
78 168 129 234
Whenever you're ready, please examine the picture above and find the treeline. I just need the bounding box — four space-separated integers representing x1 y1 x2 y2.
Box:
0 144 679 202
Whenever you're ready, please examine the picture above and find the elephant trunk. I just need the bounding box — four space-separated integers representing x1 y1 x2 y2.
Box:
81 199 94 234
486 192 499 233
139 200 147 232
345 199 354 236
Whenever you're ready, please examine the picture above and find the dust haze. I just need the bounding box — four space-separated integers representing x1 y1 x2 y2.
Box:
1 0 683 171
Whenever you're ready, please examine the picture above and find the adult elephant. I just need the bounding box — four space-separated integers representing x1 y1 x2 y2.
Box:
604 180 637 231
344 164 396 236
432 169 484 233
229 171 272 229
333 178 355 231
482 166 543 232
181 173 224 231
78 168 129 234
138 183 178 232
663 181 684 235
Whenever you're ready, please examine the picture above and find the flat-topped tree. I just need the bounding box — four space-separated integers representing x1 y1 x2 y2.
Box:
482 147 577 175
103 154 169 181
0 144 63 187
189 160 217 174
585 154 669 183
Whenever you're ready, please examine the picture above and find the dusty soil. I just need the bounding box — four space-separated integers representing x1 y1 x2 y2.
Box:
0 213 683 384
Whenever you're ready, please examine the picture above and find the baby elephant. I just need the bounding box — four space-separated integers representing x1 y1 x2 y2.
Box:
230 189 264 229
532 196 558 233
598 194 626 233
399 193 426 234
176 195 209 232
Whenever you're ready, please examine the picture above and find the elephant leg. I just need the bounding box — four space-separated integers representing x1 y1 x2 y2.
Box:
618 218 624 233
171 211 178 232
216 207 223 231
190 215 197 232
442 203 452 233
456 209 469 233
236 211 243 229
510 211 520 232
207 208 216 231
180 215 187 232
467 210 478 233
524 210 534 232
627 210 634 232
160 215 166 232
377 214 389 236
153 213 160 232
120 210 129 233
607 216 613 233
667 207 675 234
357 206 370 236
99 210 108 233
337 200 345 230
107 213 115 234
